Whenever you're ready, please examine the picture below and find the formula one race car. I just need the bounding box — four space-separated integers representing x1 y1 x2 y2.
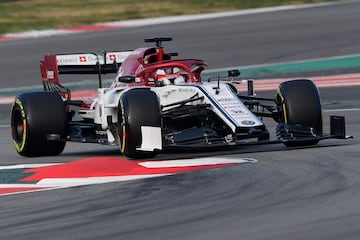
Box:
11 37 350 158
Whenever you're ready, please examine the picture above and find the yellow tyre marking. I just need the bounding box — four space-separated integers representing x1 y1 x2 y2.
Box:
276 88 288 123
119 98 126 153
12 98 27 153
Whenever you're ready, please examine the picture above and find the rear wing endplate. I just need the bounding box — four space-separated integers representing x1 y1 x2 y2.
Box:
40 51 132 100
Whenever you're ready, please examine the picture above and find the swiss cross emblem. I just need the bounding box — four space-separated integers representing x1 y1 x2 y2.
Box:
79 56 87 62
109 54 117 61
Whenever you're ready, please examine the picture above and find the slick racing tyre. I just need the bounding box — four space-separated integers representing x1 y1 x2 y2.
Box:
11 92 67 157
118 88 161 158
276 79 323 147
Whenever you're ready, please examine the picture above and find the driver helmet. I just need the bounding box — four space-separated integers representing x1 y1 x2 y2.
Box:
156 68 185 85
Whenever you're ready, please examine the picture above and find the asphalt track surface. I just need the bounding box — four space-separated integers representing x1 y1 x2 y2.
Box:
1 2 360 240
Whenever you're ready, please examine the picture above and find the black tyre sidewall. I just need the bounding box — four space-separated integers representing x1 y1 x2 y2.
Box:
118 88 161 158
277 79 323 146
11 92 66 157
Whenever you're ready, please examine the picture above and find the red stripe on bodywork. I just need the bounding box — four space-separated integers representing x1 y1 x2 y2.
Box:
71 89 98 99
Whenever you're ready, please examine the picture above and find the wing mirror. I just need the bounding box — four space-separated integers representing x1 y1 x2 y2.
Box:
228 69 240 77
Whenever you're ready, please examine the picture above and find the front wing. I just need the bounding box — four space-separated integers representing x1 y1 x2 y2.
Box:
162 115 352 151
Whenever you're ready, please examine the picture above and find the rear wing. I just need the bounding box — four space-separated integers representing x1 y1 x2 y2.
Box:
40 51 132 100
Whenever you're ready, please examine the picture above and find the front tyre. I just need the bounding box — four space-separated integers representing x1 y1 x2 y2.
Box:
118 88 161 159
11 92 67 157
276 79 323 147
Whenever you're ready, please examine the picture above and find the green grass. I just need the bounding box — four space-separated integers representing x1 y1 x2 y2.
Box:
0 0 337 34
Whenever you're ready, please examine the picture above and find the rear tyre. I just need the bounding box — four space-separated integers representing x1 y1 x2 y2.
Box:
11 92 67 157
276 79 323 147
118 88 161 158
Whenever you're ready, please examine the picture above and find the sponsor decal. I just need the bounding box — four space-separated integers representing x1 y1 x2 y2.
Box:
230 109 245 114
46 70 54 79
241 120 256 126
178 88 197 93
0 157 256 196
108 54 116 61
217 98 234 102
57 54 97 65
79 56 87 62
57 56 80 65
